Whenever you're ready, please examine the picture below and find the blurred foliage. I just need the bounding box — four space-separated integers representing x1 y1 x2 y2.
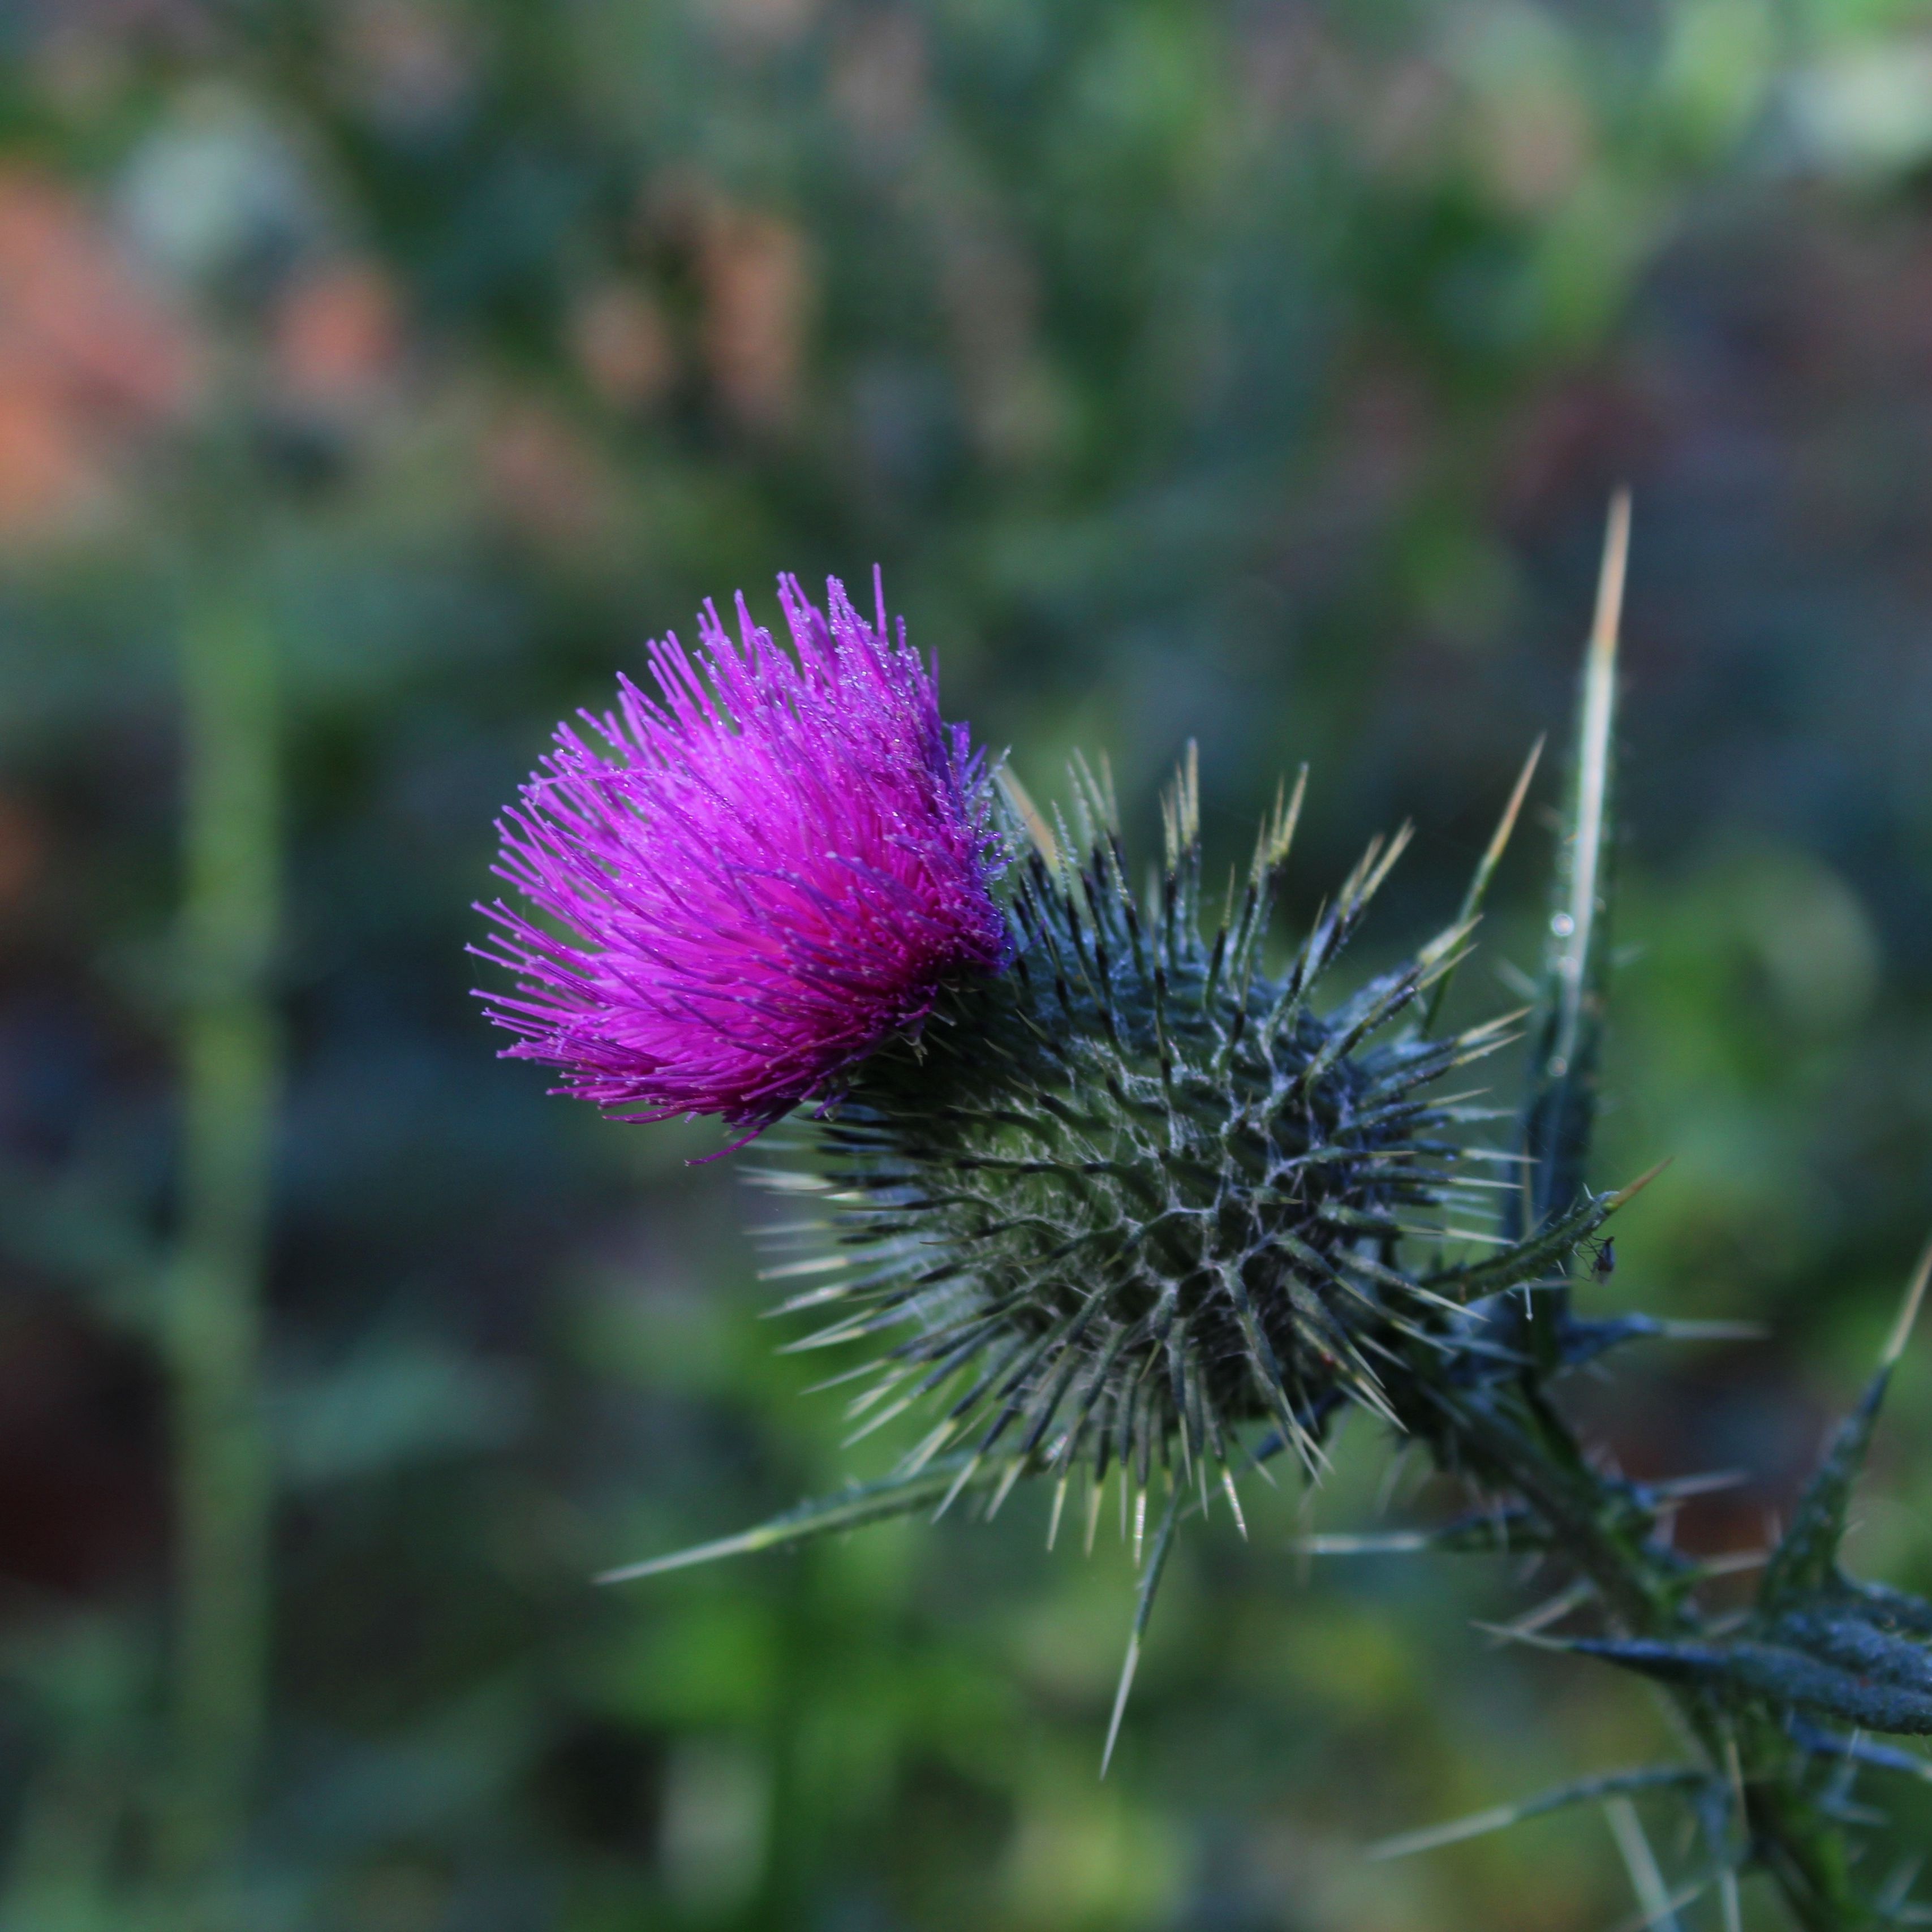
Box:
1 0 1931 1927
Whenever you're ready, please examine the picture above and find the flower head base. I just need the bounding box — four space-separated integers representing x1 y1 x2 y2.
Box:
770 758 1527 1499
475 574 1006 1137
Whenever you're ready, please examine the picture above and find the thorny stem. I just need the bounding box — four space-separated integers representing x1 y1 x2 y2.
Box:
158 569 281 1919
1437 1380 1877 1931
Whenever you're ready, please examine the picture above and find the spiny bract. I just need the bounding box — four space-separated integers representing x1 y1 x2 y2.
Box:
755 748 1568 1543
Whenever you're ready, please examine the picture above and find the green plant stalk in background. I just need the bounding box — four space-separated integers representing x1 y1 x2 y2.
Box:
158 565 281 1910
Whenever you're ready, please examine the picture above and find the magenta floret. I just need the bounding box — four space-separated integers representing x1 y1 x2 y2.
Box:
474 572 1007 1138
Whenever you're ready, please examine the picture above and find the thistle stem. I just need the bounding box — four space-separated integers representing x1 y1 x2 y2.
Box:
1438 1382 1878 1931
158 571 281 1916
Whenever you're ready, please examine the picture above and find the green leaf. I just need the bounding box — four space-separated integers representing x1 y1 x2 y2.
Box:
1758 1376 1893 1609
1425 1159 1667 1299
1759 1234 1932 1607
1769 1607 1932 1701
1573 1632 1932 1737
1508 492 1628 1245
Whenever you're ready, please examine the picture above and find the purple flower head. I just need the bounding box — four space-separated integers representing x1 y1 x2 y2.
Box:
474 572 1008 1140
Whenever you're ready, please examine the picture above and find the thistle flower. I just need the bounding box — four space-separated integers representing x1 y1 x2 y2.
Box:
514 530 1932 1921
532 572 1603 1540
474 573 1006 1136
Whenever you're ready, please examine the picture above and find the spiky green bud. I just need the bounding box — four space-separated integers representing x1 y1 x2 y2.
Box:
761 749 1557 1531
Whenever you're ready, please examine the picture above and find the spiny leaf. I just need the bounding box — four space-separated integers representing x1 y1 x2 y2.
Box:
1101 1478 1184 1777
595 1452 1016 1583
1423 1159 1667 1298
1791 1722 1932 1785
1760 1232 1932 1606
1422 733 1544 1034
1571 1632 1932 1736
1367 1765 1705 1861
1509 489 1628 1245
1837 1576 1932 1639
1759 1378 1892 1610
1770 1606 1932 1698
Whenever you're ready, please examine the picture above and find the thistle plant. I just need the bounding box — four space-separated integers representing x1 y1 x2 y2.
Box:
477 515 1932 1930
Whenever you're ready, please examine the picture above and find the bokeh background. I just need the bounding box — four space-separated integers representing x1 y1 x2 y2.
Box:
4 1 1932 1927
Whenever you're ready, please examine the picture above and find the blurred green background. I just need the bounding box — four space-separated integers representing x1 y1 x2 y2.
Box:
3 1 1932 1927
